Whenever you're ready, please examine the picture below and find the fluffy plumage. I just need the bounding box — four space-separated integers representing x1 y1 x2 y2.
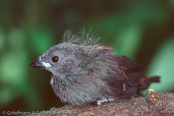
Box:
30 29 160 105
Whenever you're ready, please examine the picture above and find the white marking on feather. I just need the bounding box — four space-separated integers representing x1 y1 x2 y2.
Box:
50 78 54 85
123 83 126 91
42 62 51 68
39 57 42 61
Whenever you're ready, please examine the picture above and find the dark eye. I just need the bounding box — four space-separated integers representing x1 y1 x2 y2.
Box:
52 56 59 63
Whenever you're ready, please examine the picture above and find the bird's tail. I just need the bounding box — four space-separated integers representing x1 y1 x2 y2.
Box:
139 76 160 91
149 76 160 83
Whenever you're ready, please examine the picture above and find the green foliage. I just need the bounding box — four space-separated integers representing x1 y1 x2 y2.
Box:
28 26 55 54
0 30 5 52
148 37 174 92
0 28 43 111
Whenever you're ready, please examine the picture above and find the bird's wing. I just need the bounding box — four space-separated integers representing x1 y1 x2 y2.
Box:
116 55 160 90
116 55 146 80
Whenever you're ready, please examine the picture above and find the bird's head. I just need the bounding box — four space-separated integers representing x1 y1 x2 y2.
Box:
29 29 112 79
29 43 80 78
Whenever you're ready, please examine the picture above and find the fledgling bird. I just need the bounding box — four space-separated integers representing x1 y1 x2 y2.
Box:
29 29 160 106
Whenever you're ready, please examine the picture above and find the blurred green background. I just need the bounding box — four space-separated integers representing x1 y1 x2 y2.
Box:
0 0 174 113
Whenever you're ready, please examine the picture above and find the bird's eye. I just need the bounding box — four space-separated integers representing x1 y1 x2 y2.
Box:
52 56 59 63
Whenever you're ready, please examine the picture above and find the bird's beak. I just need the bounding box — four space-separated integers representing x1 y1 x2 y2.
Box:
29 58 45 69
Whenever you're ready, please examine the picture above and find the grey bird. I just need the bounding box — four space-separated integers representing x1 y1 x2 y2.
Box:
29 30 160 106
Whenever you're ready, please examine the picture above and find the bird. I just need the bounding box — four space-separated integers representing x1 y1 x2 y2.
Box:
29 29 160 106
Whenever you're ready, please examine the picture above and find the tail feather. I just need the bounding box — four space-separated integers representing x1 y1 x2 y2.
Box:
149 76 160 83
139 76 160 91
